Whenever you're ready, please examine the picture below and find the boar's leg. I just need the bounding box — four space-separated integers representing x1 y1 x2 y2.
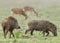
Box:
9 31 14 38
45 30 49 36
12 33 14 37
4 28 8 38
25 29 31 34
3 27 6 38
43 30 49 36
3 26 8 38
42 29 47 36
30 29 34 35
9 32 11 38
43 29 48 36
42 31 45 36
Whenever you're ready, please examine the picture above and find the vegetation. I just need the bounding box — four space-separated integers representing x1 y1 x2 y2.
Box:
0 7 60 43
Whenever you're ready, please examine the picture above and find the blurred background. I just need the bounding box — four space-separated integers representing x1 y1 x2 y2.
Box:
0 0 60 8
0 0 60 43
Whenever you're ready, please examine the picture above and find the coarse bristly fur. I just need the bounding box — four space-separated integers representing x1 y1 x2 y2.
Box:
1 16 21 38
25 20 57 36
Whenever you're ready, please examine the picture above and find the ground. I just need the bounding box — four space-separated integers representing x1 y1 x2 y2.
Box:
0 7 60 43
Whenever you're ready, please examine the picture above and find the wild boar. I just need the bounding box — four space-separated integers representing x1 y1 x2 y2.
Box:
25 20 57 36
1 16 21 38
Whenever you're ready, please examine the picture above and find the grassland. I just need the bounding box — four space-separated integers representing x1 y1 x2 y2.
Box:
0 7 60 43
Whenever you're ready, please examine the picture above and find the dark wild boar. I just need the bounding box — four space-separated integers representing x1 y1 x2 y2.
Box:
25 20 57 36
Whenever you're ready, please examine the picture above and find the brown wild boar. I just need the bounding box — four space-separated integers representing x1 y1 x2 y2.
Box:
1 16 20 38
25 20 57 36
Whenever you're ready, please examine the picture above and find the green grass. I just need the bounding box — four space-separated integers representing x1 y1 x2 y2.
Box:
0 7 60 43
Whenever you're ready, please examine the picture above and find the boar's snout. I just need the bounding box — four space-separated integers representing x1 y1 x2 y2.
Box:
15 25 21 29
18 26 21 29
54 32 57 36
16 26 21 29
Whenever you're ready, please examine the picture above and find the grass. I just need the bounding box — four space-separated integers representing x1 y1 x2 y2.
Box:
0 6 60 43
